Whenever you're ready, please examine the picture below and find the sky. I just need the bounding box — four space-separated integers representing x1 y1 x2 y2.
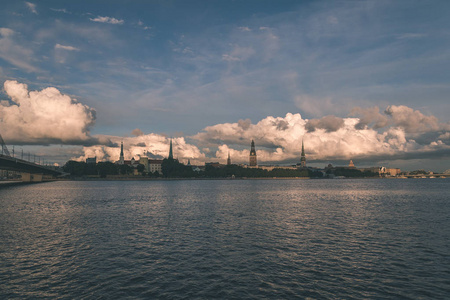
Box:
1 0 450 172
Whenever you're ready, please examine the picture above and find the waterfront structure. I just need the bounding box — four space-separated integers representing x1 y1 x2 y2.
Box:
168 139 174 160
249 140 257 166
259 165 297 171
300 140 306 168
0 169 18 179
227 152 231 165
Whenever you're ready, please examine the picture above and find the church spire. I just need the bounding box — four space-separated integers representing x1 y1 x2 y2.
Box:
301 139 305 156
168 138 173 160
227 151 231 165
300 139 306 168
118 141 125 164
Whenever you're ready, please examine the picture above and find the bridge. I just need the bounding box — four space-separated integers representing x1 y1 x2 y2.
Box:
1 133 66 181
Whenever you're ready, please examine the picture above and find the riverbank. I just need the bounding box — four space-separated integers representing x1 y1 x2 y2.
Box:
61 175 448 181
0 181 47 188
57 176 393 181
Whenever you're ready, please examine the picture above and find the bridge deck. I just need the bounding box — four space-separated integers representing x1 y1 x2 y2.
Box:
0 154 64 176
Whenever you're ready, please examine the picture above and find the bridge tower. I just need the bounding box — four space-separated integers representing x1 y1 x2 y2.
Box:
0 132 11 157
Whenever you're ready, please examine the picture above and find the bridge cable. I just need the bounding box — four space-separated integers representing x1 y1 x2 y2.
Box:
0 133 11 157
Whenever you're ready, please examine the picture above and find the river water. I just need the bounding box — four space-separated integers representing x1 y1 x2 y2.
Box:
1 179 449 299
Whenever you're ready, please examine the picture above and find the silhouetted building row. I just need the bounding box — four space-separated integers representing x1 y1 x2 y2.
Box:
249 139 306 169
114 138 403 177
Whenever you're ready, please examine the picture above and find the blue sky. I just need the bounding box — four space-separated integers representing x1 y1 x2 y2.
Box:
1 0 450 171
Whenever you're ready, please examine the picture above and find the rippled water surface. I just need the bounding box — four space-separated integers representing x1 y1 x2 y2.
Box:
1 179 450 299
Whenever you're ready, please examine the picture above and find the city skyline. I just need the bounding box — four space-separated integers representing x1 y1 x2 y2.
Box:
1 1 450 171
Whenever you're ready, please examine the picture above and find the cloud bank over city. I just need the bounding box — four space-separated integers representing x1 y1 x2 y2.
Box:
0 1 450 171
1 79 449 170
52 92 447 167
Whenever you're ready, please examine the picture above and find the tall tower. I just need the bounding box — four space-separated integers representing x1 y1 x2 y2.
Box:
227 151 231 165
119 141 125 165
168 139 173 160
300 139 306 168
249 140 257 166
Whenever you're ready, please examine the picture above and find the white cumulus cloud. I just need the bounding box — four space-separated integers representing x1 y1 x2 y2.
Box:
90 16 124 25
55 43 80 51
0 28 14 37
25 2 37 14
0 80 96 145
238 26 251 32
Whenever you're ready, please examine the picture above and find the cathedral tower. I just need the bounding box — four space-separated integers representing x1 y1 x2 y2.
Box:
249 140 257 166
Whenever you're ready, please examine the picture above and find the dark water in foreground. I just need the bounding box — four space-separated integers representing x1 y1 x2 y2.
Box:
1 179 449 299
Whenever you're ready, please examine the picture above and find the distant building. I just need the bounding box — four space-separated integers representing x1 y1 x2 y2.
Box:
123 157 139 167
86 157 97 164
227 152 231 165
383 168 401 177
249 140 257 166
139 157 149 172
359 166 400 176
149 159 163 173
348 160 355 168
